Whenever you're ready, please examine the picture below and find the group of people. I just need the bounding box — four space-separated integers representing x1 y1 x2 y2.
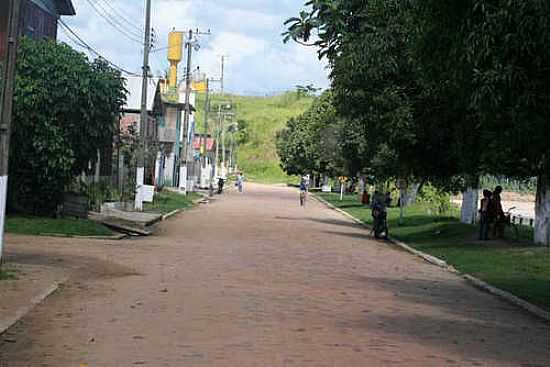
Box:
479 185 506 241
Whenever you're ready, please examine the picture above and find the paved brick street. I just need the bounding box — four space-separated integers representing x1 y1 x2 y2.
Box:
1 184 549 366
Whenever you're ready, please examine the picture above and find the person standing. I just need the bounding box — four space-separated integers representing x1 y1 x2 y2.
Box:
479 189 492 240
361 189 370 206
489 185 505 238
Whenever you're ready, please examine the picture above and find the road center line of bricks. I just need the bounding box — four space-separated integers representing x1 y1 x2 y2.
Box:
312 194 550 323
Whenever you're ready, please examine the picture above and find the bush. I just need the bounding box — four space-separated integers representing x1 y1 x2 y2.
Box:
419 184 452 218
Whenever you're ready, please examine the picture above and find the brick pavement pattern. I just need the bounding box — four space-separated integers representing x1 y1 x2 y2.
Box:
1 183 550 366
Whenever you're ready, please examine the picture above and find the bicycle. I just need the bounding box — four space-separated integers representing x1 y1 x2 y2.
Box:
502 207 520 242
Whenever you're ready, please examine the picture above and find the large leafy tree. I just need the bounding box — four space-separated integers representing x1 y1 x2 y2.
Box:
284 0 462 186
414 1 550 243
465 0 550 245
8 38 126 214
277 91 343 177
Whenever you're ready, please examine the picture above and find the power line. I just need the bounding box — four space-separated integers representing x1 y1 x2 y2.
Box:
90 0 145 40
96 0 144 35
83 0 144 45
58 20 140 76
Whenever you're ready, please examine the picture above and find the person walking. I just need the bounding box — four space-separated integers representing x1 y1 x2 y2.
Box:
299 177 308 207
236 172 245 193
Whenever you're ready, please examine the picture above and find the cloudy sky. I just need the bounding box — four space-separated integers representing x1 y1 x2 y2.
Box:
59 0 330 95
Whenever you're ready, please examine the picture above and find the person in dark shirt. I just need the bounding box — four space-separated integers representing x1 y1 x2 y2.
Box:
479 189 492 240
489 185 505 238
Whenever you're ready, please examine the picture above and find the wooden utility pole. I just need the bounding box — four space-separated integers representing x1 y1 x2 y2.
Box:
135 0 152 211
0 0 22 265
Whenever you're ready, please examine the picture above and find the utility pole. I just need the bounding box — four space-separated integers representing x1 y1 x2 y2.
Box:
179 29 193 194
221 113 226 173
200 78 209 187
229 119 236 172
135 0 152 211
220 55 225 95
0 0 22 266
214 104 222 179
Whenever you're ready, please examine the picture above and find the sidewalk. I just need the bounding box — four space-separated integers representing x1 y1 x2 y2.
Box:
0 262 68 336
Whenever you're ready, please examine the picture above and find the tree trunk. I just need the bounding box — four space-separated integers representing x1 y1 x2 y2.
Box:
534 174 550 246
406 183 420 205
461 187 479 224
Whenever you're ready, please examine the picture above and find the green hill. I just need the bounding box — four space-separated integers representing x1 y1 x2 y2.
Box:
195 92 315 183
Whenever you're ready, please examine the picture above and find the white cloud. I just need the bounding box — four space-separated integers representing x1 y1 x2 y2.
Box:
59 0 330 95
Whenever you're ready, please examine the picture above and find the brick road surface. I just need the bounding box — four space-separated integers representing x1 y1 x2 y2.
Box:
1 183 549 366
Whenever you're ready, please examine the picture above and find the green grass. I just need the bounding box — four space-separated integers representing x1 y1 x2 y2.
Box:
0 267 17 281
195 92 315 184
143 190 200 214
5 216 113 237
318 192 550 311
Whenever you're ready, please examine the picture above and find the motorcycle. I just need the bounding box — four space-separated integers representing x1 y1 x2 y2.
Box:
217 178 225 194
372 204 389 239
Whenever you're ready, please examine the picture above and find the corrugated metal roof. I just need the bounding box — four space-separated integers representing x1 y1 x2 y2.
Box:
124 76 160 112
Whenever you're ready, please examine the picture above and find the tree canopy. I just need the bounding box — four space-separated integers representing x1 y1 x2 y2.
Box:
283 0 550 244
9 38 126 214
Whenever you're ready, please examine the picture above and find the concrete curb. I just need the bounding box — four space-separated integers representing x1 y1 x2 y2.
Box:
38 233 127 240
312 194 550 323
161 195 209 221
0 277 68 336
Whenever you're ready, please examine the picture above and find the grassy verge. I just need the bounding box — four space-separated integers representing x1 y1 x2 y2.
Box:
144 191 200 215
0 267 17 281
5 216 114 237
318 192 550 311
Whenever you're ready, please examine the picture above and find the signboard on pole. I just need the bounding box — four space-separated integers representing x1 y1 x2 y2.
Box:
140 185 155 203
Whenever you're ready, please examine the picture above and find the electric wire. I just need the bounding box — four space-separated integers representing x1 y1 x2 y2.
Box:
89 0 145 41
58 20 141 77
83 0 145 45
96 0 145 35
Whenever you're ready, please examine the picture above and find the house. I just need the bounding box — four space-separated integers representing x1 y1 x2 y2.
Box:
0 0 76 58
119 76 161 187
155 79 197 190
121 76 198 190
191 135 217 189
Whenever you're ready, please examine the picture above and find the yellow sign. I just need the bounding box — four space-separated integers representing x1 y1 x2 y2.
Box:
192 80 208 92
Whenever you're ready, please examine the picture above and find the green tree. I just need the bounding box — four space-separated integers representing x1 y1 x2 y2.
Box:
277 91 343 177
8 38 126 214
285 1 461 187
413 1 550 243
